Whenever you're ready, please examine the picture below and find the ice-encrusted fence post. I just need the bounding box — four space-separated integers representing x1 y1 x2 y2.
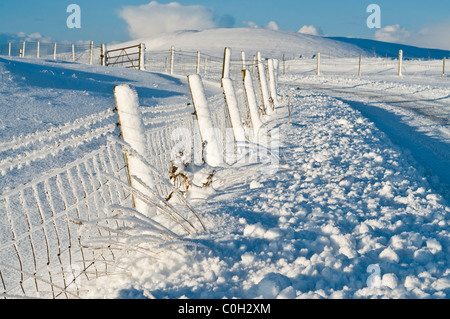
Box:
442 57 446 78
8 42 11 57
243 69 263 138
398 49 403 76
21 41 26 57
114 84 155 214
196 51 201 74
222 77 247 143
36 41 40 59
187 74 223 166
256 52 273 115
267 58 279 108
170 46 175 75
222 47 231 85
71 44 75 62
358 54 362 76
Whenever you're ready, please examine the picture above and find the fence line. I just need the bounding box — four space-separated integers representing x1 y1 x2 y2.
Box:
0 43 281 298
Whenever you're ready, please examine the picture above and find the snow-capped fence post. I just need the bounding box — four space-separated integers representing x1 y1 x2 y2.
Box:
241 51 246 70
89 41 94 65
8 42 11 57
222 77 247 143
21 41 26 57
256 52 273 115
114 85 156 215
53 43 57 60
36 41 40 59
442 57 446 78
187 74 223 166
222 47 231 85
316 52 321 76
71 44 75 62
243 69 263 138
170 46 175 75
267 58 279 108
398 49 403 76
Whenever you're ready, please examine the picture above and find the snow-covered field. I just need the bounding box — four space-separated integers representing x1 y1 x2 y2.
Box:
1 29 449 299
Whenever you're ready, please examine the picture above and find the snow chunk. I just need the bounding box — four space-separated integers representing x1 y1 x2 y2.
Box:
379 247 399 263
250 180 263 189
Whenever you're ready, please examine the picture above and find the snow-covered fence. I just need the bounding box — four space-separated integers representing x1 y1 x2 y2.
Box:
284 53 450 78
0 41 101 65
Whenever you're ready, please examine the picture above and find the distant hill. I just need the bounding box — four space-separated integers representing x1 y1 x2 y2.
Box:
328 36 450 60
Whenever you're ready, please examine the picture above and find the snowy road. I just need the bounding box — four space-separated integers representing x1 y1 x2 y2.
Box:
281 77 450 203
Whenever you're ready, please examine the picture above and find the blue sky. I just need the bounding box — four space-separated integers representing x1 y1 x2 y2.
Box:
0 1 449 48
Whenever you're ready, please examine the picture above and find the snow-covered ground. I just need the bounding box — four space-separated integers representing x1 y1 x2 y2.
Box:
1 29 449 299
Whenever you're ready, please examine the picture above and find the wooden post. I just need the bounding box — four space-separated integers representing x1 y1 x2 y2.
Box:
196 51 201 74
283 54 286 75
442 57 446 78
170 46 174 75
316 52 320 76
241 51 246 70
139 43 145 70
22 41 26 57
398 49 403 76
36 41 40 59
222 47 231 80
53 43 57 60
358 54 362 76
204 57 207 75
101 44 106 66
8 42 11 57
71 44 75 62
242 69 263 138
256 52 272 115
89 41 93 65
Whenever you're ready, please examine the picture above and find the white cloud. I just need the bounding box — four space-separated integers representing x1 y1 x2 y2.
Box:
375 22 450 50
374 24 411 43
298 25 323 36
119 1 216 39
265 21 279 31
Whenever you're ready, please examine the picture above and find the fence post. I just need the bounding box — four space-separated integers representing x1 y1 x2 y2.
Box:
196 51 201 74
316 52 320 76
36 42 40 59
243 69 263 138
256 52 272 115
89 41 93 65
398 49 403 76
8 42 11 57
222 47 231 82
71 44 75 62
22 41 26 57
187 74 223 166
114 84 156 214
53 43 57 60
241 51 246 70
267 59 279 108
283 54 286 75
204 57 208 75
139 43 145 70
222 77 246 143
170 46 175 75
442 57 446 78
358 54 362 76
101 44 106 66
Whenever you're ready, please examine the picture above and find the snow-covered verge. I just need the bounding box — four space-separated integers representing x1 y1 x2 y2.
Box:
85 85 450 299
